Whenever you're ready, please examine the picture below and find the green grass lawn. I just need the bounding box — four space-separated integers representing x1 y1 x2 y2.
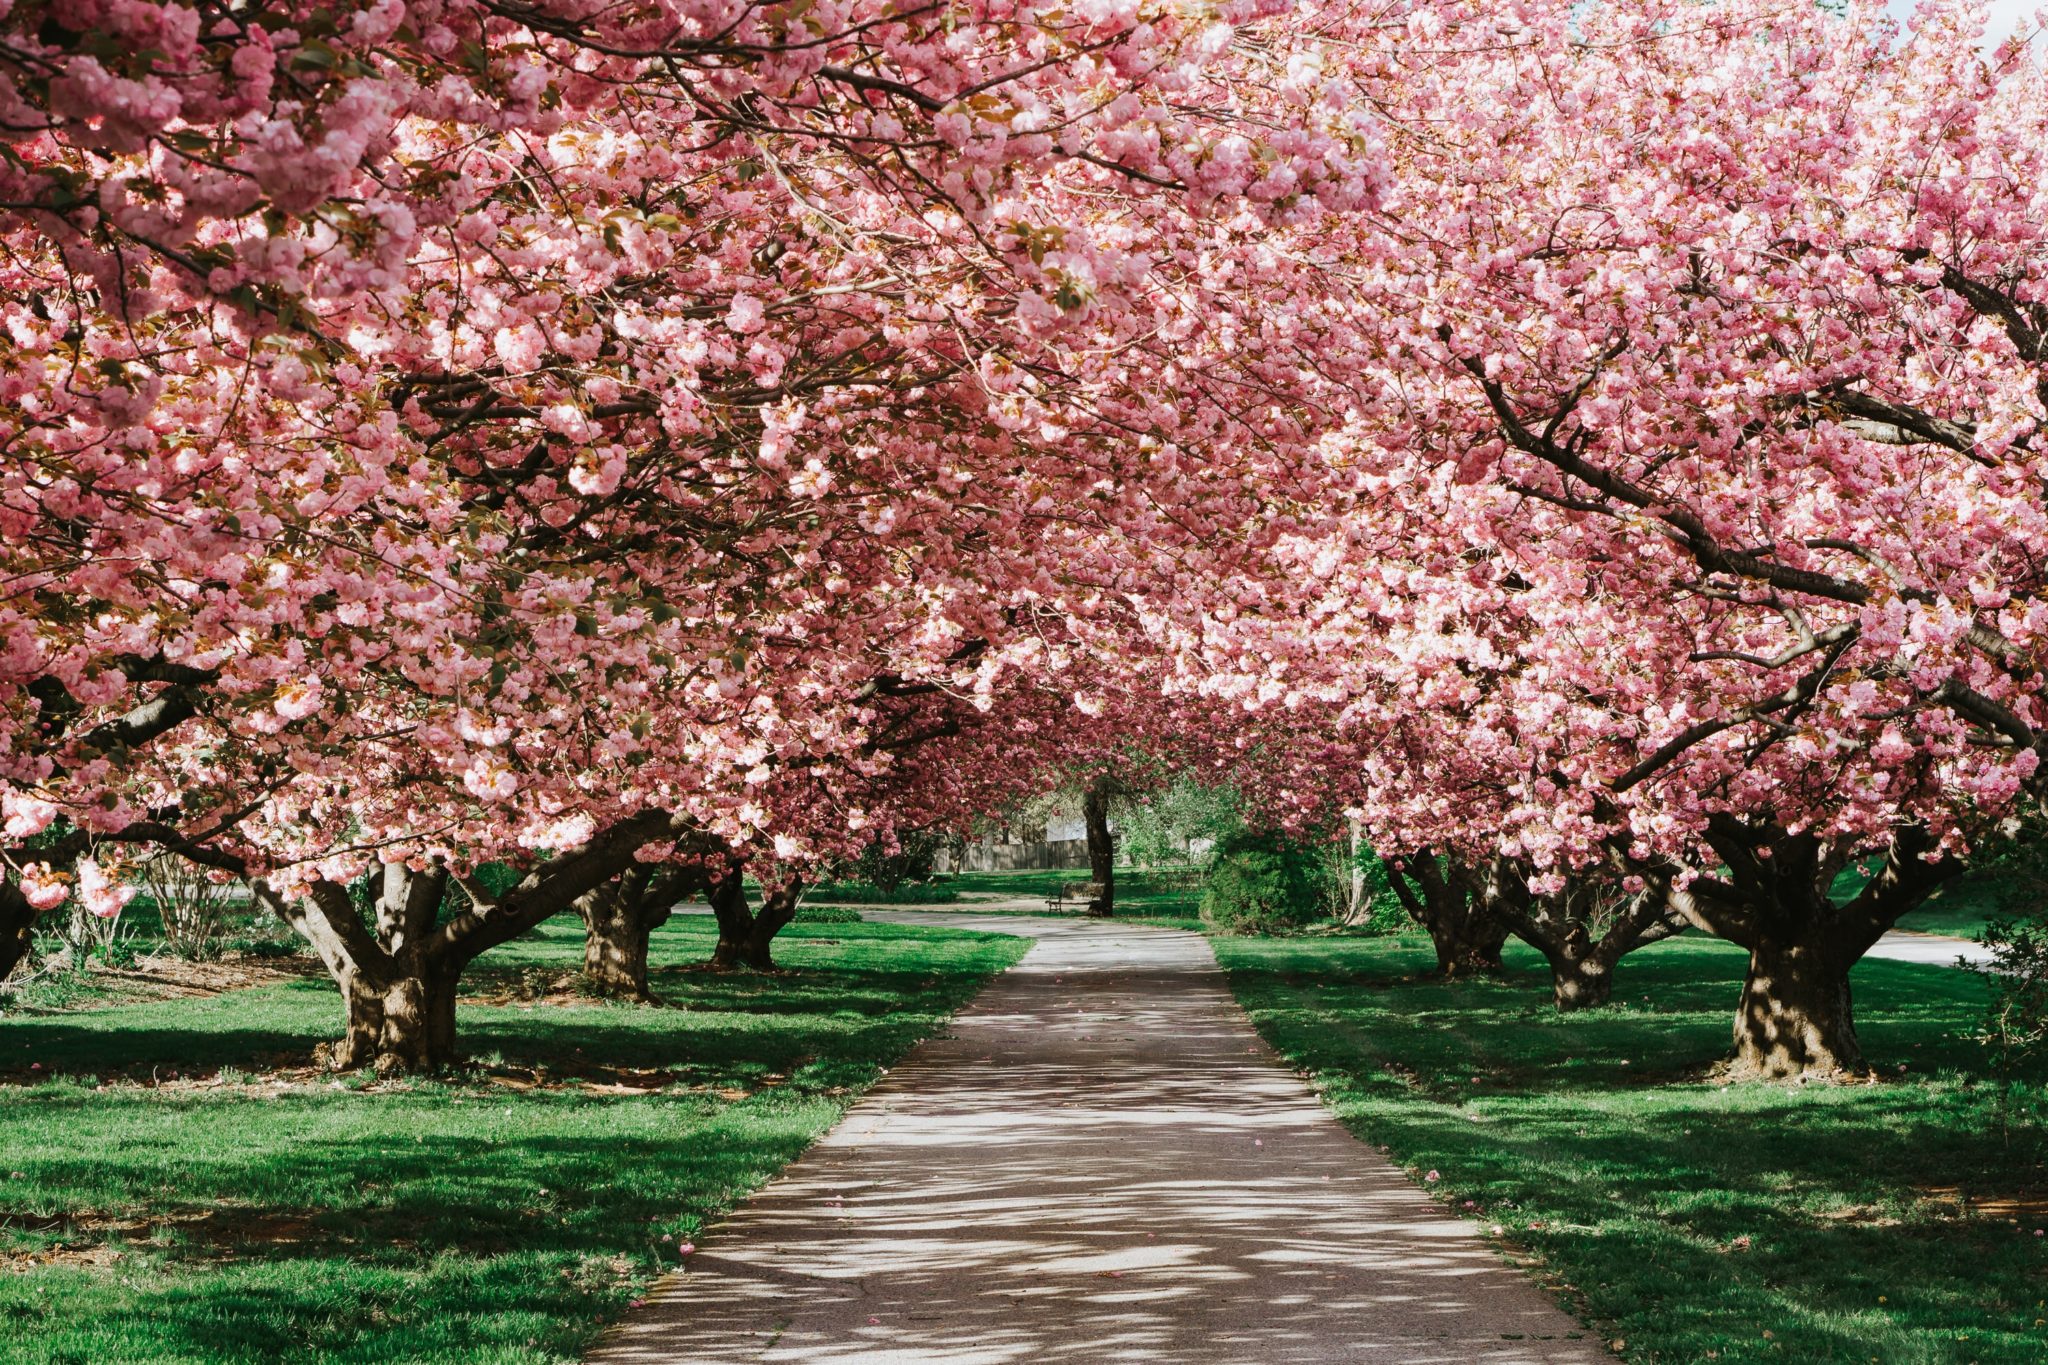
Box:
1895 876 2001 940
0 916 1025 1364
1217 933 2048 1365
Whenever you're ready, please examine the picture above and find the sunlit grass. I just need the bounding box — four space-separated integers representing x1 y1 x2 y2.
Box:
0 917 1025 1364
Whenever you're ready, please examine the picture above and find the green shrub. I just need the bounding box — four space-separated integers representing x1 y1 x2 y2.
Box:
1969 912 2048 1067
793 904 864 924
823 832 948 892
1200 829 1328 932
1119 779 1243 867
1964 817 2048 1070
1345 847 1414 934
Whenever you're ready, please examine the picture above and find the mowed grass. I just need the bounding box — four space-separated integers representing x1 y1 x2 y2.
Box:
1895 875 2000 940
0 916 1026 1364
1217 933 2048 1364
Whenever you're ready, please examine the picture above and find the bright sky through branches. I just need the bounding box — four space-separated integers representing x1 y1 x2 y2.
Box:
1885 0 2039 44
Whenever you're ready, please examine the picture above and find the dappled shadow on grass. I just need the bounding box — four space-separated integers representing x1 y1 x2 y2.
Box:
0 977 937 1086
0 1099 850 1364
1 918 1014 1086
1219 932 2048 1363
6 1123 812 1258
0 921 1026 1364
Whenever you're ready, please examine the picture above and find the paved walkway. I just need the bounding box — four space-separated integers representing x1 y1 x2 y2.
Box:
590 915 1601 1364
1865 928 1993 970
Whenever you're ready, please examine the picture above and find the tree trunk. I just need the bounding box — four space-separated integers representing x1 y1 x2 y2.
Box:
1387 854 1506 975
0 882 36 984
705 871 803 971
577 867 679 999
743 883 804 970
1346 815 1366 923
1480 864 1683 1012
582 895 653 997
1658 818 1960 1082
258 812 692 1072
1543 943 1614 1010
1426 913 1508 976
331 973 387 1071
707 870 753 970
1730 934 1863 1079
329 961 461 1072
1083 777 1116 916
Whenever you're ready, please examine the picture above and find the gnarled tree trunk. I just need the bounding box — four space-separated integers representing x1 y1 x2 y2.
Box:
1733 932 1863 1079
285 864 469 1073
1385 853 1505 976
259 809 686 1072
1546 944 1614 1010
1480 862 1686 1012
745 882 803 969
1083 776 1116 916
578 866 683 999
332 959 462 1072
1659 819 1958 1081
706 869 805 971
707 869 753 971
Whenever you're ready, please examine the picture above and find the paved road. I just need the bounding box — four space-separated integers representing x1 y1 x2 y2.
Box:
589 915 1602 1364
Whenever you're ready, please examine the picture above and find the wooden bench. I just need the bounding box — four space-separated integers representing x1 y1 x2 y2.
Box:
1046 881 1108 916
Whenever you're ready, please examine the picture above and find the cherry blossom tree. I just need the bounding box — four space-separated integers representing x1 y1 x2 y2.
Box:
1164 0 2048 1076
2 0 1391 1065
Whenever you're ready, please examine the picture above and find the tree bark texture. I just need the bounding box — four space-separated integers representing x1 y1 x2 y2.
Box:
1083 776 1117 916
578 865 683 999
1732 933 1864 1079
1657 819 1959 1080
0 881 36 984
260 808 692 1072
1479 862 1686 1012
1385 854 1505 975
707 870 806 971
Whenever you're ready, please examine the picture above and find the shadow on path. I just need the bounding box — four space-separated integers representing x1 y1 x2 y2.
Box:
589 916 1603 1364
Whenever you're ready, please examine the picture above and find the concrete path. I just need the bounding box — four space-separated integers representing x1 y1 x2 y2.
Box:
590 915 1602 1364
1865 929 1993 970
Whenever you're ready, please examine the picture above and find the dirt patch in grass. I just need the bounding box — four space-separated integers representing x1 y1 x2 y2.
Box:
3 1206 328 1266
73 953 317 1002
1915 1183 2048 1223
1 1241 130 1272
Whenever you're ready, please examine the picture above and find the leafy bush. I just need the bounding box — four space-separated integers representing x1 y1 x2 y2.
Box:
824 832 949 891
1964 817 2048 1069
1344 847 1413 934
138 853 244 959
1119 779 1243 867
793 904 864 924
1200 829 1330 933
1968 912 2048 1068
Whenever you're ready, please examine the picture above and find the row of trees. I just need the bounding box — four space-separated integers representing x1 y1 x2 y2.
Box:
1115 0 2048 1080
0 0 1364 1064
7 0 2048 1083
